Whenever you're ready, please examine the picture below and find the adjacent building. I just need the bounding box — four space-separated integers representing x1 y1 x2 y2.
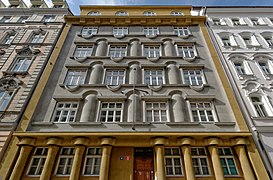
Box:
204 7 273 178
0 5 269 180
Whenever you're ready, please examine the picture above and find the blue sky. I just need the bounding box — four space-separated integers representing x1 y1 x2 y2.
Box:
66 0 273 15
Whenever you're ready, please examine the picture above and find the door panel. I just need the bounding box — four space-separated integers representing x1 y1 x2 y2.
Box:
134 158 154 180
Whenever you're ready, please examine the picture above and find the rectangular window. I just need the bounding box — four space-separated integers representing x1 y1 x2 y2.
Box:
146 102 168 122
64 70 86 86
0 16 12 23
177 46 196 58
231 18 240 25
174 27 190 36
109 46 126 58
10 57 32 72
31 33 46 43
113 27 128 36
81 27 97 36
83 147 102 175
105 70 125 86
99 102 123 122
243 37 252 45
251 18 259 25
190 102 215 122
27 147 48 176
251 97 267 117
191 147 210 176
3 34 15 44
213 19 221 25
259 62 271 75
144 69 164 85
221 37 231 46
17 16 29 23
143 27 159 36
74 46 93 58
52 102 79 123
218 147 238 176
165 148 183 176
42 15 56 22
144 46 160 58
56 148 75 175
233 62 246 75
265 37 273 47
0 91 12 111
183 69 204 86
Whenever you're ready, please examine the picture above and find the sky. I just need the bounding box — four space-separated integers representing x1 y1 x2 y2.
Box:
2 0 273 15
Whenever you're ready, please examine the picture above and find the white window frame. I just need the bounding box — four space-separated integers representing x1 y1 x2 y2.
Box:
189 101 217 123
143 45 161 58
174 27 190 37
229 56 253 78
17 16 29 23
250 96 268 117
83 147 102 176
113 27 128 36
0 91 13 111
143 11 156 16
182 69 205 86
2 33 15 44
55 148 75 176
176 45 197 59
164 147 183 176
221 37 231 47
218 147 239 176
145 101 169 122
64 69 87 86
143 27 159 36
52 102 79 123
74 46 93 58
9 56 32 72
98 102 123 123
231 18 240 26
108 45 127 58
30 31 46 43
0 16 12 23
105 69 125 86
42 15 56 22
27 147 48 176
258 61 271 75
191 147 210 176
88 11 101 16
263 36 273 47
170 11 183 16
144 69 164 86
81 27 98 36
115 11 128 16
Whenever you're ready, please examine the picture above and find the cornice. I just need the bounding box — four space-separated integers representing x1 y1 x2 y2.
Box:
80 5 192 10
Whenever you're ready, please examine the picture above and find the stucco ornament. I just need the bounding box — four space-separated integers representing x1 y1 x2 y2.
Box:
0 76 22 90
16 45 40 55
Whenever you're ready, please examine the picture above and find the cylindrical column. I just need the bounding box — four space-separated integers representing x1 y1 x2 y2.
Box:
89 64 103 84
95 40 107 56
10 145 33 180
234 145 255 180
181 145 195 180
128 94 140 123
99 145 112 180
129 64 141 84
69 145 86 180
155 145 166 180
80 94 97 122
172 94 184 123
163 40 173 56
40 146 59 180
130 40 140 56
208 145 225 180
167 64 179 84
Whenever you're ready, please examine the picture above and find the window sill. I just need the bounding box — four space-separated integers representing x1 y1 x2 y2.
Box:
214 122 236 126
252 116 273 120
69 122 102 126
238 74 256 80
166 122 200 126
31 122 54 126
118 122 151 126
3 71 28 76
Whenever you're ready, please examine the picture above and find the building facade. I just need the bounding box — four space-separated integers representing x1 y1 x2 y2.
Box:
205 7 273 178
1 6 269 180
0 0 70 174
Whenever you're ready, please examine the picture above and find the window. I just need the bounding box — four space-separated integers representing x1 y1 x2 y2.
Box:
144 69 164 85
83 147 102 175
115 11 128 16
32 5 40 8
56 148 75 175
251 18 259 25
174 27 190 36
233 62 246 75
105 70 125 86
240 33 260 47
81 27 97 36
170 11 183 16
27 148 48 175
165 148 183 176
177 46 196 58
218 147 238 176
113 27 128 36
64 70 86 86
258 62 271 75
213 18 221 25
243 37 252 46
144 46 160 58
264 37 273 47
143 11 156 16
109 45 126 58
221 37 231 46
10 57 32 72
146 102 168 122
30 32 46 43
212 18 226 26
0 16 12 23
251 97 267 117
52 102 79 123
2 34 15 44
99 102 123 122
143 27 159 36
190 102 215 122
54 5 63 8
17 16 29 23
191 147 210 176
183 69 204 86
231 18 240 25
88 11 101 16
0 91 12 111
42 15 56 22
74 46 93 58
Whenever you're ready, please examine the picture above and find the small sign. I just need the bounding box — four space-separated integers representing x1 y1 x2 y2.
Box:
126 156 130 160
120 156 124 160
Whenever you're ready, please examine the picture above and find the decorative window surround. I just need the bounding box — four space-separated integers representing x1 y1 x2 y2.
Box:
165 147 183 176
218 147 239 176
0 91 13 111
27 147 48 176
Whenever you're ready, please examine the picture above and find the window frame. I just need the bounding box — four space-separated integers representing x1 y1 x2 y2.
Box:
73 45 93 58
143 11 156 16
88 11 101 16
182 69 206 86
143 27 159 36
188 101 217 123
0 16 12 23
27 147 48 176
83 147 102 176
0 91 13 111
108 45 127 59
9 56 33 73
104 69 126 86
42 15 56 22
64 69 87 86
164 147 183 176
144 101 169 123
191 147 211 176
144 68 165 86
98 101 124 123
174 27 190 37
55 147 75 176
143 45 161 58
112 27 128 36
51 102 79 123
30 31 47 44
176 45 198 59
81 27 98 37
218 147 239 176
115 11 128 16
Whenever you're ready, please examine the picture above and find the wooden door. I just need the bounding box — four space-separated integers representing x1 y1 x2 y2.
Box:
134 158 154 180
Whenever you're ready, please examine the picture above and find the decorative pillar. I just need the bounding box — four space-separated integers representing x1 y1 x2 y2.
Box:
95 40 107 56
129 64 141 84
10 138 35 180
207 138 224 180
80 94 97 122
153 138 167 180
99 138 115 180
89 63 103 84
179 138 195 180
130 40 140 56
233 138 255 180
167 64 179 84
40 138 61 180
171 94 184 122
128 93 140 123
163 40 173 56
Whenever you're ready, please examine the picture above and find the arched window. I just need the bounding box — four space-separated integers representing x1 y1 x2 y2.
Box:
143 11 156 16
253 55 273 78
115 11 128 16
228 55 253 79
88 11 101 16
170 11 183 16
